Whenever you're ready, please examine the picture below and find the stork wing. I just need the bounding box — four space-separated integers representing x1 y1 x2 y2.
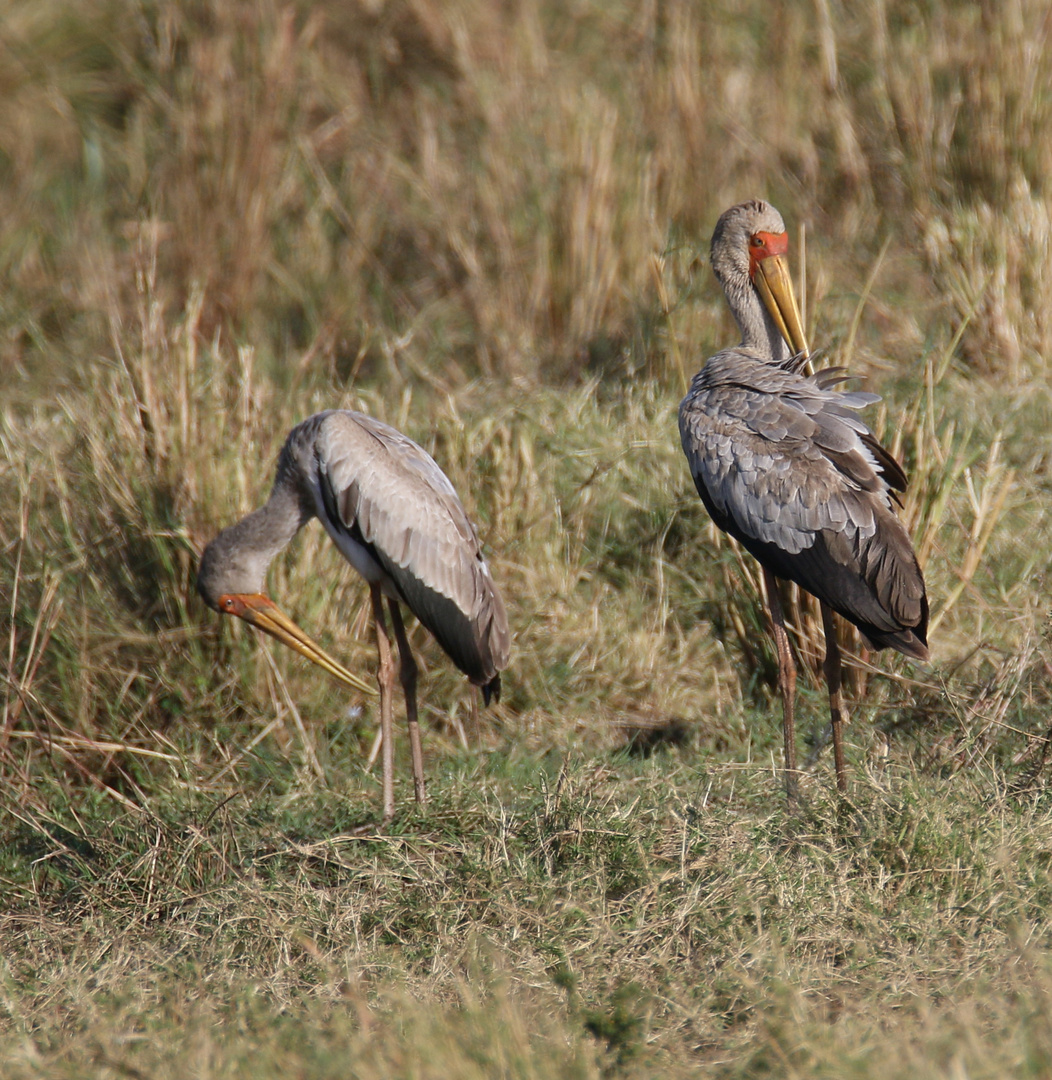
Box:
313 411 510 683
679 352 927 655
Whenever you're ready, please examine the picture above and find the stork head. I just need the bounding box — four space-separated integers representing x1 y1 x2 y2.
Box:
197 523 375 697
710 199 810 360
197 524 269 612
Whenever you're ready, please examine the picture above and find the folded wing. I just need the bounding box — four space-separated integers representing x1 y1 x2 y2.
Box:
314 411 511 689
679 352 928 658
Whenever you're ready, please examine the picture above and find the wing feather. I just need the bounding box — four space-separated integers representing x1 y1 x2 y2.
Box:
680 349 927 655
306 411 510 684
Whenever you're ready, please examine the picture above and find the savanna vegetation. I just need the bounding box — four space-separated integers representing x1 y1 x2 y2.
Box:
3 0 1052 1075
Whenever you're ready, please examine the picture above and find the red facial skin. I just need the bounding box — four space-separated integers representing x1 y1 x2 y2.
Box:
216 593 274 618
748 230 789 279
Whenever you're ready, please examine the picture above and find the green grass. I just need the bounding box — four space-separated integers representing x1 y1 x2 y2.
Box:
7 756 1052 1077
4 0 1052 1075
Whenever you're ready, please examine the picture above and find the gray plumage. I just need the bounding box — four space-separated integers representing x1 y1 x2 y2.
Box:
198 409 510 698
679 200 928 660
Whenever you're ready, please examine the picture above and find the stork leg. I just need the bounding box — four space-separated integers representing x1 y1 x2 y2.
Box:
387 598 427 809
763 568 799 804
369 583 397 822
469 688 480 743
820 602 848 794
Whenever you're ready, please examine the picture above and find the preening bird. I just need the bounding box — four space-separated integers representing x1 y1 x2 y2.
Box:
679 200 928 800
197 409 510 820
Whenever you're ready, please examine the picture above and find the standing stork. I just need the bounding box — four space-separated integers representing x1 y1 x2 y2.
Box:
679 200 928 801
197 409 510 820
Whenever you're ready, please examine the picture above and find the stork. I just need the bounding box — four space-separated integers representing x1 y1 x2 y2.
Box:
197 409 510 820
679 200 928 800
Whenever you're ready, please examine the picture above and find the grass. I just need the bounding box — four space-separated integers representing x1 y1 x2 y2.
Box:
3 0 1052 1075
8 760 1052 1077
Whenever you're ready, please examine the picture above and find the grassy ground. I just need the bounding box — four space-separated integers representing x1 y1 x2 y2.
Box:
3 0 1052 1075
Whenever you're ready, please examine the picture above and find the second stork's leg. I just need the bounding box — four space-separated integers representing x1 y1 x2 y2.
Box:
469 687 480 744
763 568 799 804
820 602 848 794
387 598 426 808
370 583 397 821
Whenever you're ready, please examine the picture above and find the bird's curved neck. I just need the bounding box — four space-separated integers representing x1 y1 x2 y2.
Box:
199 473 316 603
727 276 792 363
243 480 315 564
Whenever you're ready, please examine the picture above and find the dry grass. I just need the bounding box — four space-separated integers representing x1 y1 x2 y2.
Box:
3 0 1051 383
7 763 1052 1078
3 0 1052 1075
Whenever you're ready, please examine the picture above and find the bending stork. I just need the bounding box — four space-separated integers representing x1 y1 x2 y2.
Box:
197 409 510 820
679 200 928 800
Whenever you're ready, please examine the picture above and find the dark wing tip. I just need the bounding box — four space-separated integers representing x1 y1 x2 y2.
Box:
862 625 929 661
893 632 930 662
860 432 910 493
481 673 501 707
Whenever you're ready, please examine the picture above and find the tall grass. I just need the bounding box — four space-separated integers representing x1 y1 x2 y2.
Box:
2 0 1049 847
3 0 1051 382
2 0 1049 863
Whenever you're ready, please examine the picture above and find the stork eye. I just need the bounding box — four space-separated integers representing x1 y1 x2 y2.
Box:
750 234 766 249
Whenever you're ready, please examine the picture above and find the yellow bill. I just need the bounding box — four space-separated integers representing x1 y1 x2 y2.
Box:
752 251 810 361
219 592 376 696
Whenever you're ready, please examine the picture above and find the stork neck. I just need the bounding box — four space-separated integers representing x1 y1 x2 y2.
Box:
246 479 314 562
200 476 315 601
197 432 323 609
729 277 793 363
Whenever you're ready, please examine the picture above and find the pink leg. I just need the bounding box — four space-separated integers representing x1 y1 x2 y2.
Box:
763 568 798 804
470 688 480 743
387 598 426 809
820 602 848 794
370 583 397 822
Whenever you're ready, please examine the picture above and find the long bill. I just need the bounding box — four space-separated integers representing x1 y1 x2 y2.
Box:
218 592 376 696
752 250 810 361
